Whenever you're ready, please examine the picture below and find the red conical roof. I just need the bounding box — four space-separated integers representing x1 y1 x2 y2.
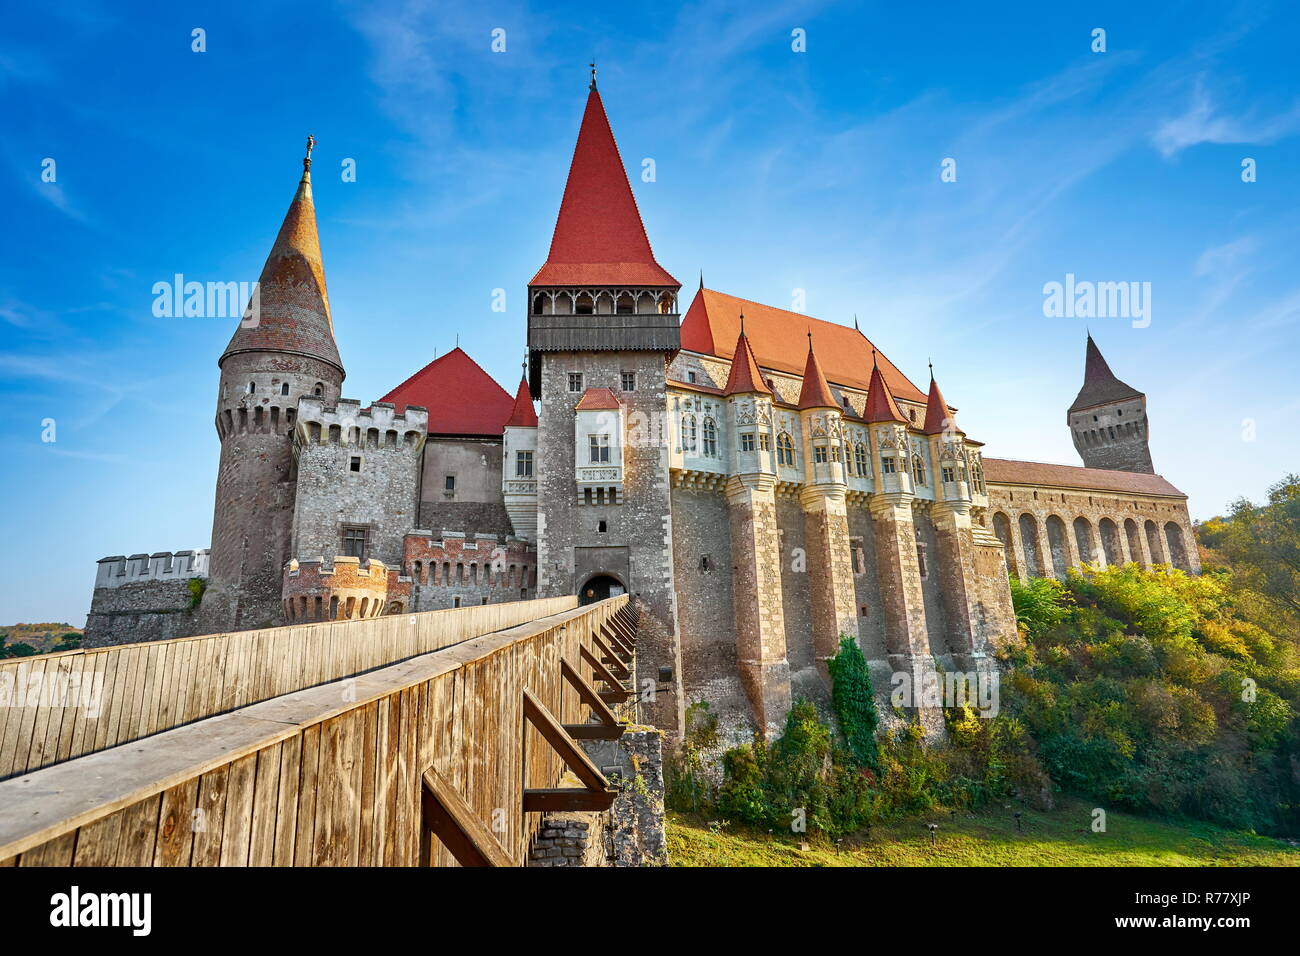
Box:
722 324 772 396
380 348 514 436
864 360 907 423
530 88 678 288
221 154 343 375
922 374 963 435
797 336 838 409
505 375 538 427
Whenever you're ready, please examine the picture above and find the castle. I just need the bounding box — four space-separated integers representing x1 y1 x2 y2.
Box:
85 77 1199 739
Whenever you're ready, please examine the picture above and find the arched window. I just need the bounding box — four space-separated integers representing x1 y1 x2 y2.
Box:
313 382 324 397
683 413 697 451
248 381 256 394
854 443 868 476
280 382 289 396
702 417 718 457
912 453 926 485
777 432 795 467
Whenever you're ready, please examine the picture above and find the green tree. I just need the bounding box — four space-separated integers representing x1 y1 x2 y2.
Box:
827 635 879 768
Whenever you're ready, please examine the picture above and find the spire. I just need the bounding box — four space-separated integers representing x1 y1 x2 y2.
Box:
797 332 838 409
864 357 907 423
220 139 343 375
1068 334 1143 413
922 370 963 435
589 61 597 91
722 320 772 396
530 86 678 287
505 375 539 428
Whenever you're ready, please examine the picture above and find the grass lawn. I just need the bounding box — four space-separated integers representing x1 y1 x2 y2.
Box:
667 796 1300 867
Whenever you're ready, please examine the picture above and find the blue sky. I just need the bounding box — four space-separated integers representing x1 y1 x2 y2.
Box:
2 0 1298 625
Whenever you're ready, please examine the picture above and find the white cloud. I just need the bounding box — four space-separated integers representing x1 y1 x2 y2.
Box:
1152 79 1300 157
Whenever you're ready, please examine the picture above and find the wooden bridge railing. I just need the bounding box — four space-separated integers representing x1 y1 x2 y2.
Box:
0 596 641 867
0 595 577 782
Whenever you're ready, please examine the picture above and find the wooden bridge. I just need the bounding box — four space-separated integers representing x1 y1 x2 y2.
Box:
0 594 641 866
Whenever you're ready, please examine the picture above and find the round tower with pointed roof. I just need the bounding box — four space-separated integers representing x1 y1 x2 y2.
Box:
197 141 346 632
1068 334 1153 474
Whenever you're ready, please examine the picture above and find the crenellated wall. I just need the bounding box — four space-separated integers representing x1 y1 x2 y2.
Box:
403 531 537 611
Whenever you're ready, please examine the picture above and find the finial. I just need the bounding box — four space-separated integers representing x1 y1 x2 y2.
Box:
699 270 704 291
807 328 813 349
589 62 597 91
928 357 934 378
739 310 745 335
854 313 860 332
303 134 315 174
872 348 878 370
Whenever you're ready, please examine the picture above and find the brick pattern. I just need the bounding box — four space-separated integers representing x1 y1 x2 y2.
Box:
403 533 536 610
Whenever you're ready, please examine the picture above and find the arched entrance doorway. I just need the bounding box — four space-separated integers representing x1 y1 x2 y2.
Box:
579 574 625 605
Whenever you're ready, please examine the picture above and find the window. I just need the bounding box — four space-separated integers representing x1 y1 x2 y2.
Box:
683 414 697 451
702 417 718 457
589 433 611 463
342 527 368 559
568 372 583 392
777 432 795 467
453 597 461 608
248 381 256 394
313 383 323 397
854 444 868 476
445 475 456 491
912 454 926 485
942 465 956 483
881 456 896 474
597 520 607 533
740 433 756 452
515 450 533 477
814 445 828 464
759 433 771 451
349 456 361 473
916 543 928 579
687 371 697 384
621 371 636 391
281 382 290 396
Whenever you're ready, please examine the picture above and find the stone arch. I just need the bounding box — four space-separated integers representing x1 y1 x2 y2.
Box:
1124 518 1144 566
1073 516 1097 565
992 512 1017 576
1164 522 1190 571
1045 515 1070 578
579 573 626 605
1099 517 1123 567
1018 513 1043 578
1145 519 1165 564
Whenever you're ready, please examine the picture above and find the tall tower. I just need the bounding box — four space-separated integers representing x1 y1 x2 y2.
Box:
196 139 346 633
527 71 684 732
1068 334 1152 473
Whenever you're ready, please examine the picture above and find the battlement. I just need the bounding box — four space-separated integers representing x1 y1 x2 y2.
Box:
403 531 537 592
282 555 401 623
295 396 428 447
94 549 210 589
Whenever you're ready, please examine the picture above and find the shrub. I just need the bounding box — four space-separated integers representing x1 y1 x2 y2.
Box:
827 635 879 769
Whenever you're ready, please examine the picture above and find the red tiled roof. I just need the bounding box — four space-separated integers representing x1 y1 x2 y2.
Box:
530 88 678 288
680 288 926 403
863 360 907 423
221 163 343 374
1070 334 1143 413
575 387 622 410
505 376 538 427
983 458 1185 497
380 348 513 436
922 375 962 435
722 329 772 395
798 338 837 409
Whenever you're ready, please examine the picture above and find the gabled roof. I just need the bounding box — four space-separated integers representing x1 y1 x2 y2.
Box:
983 458 1184 497
722 326 772 396
221 154 343 375
1069 334 1143 413
380 348 514 436
575 387 622 410
797 337 838 409
863 360 908 423
922 375 963 435
530 88 677 288
679 288 926 403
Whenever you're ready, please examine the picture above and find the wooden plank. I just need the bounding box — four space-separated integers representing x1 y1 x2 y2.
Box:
312 714 341 865
559 657 622 739
248 742 282 866
374 697 397 866
114 793 161 866
521 689 614 799
3 658 47 777
153 779 199 867
271 734 301 866
419 767 514 867
190 765 229 866
19 831 76 867
581 645 630 702
591 632 630 678
293 725 320 866
522 788 616 812
220 752 257 866
358 702 377 866
73 807 125 866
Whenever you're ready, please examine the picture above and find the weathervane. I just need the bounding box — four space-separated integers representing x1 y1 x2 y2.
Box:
589 62 597 91
304 134 315 173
